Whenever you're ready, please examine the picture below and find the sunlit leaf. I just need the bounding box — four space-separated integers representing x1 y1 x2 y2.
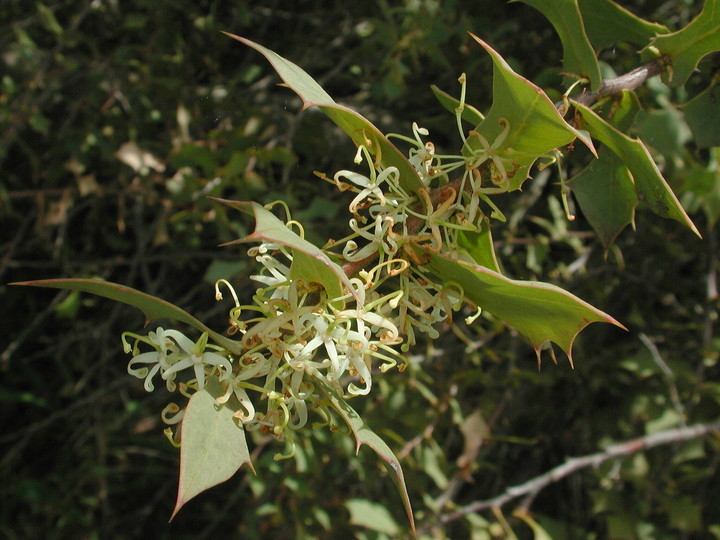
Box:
457 410 489 470
315 377 415 532
225 34 423 194
468 35 596 191
212 199 356 303
417 248 624 365
11 278 243 354
578 0 669 50
573 101 700 236
346 499 401 535
171 377 253 520
517 0 602 89
647 0 720 87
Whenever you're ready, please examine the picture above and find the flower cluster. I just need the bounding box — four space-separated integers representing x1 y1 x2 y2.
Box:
124 237 407 454
123 84 515 454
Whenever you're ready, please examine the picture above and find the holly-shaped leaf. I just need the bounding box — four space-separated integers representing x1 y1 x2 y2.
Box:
573 101 700 236
647 0 720 87
682 79 720 148
570 152 637 250
568 149 638 248
578 0 669 51
225 34 423 194
11 278 243 354
315 377 415 533
171 377 253 519
569 90 641 250
212 199 356 303
517 0 603 90
467 35 596 191
417 248 625 366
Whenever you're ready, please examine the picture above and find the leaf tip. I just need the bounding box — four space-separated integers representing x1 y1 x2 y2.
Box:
220 31 247 45
169 497 185 522
606 315 628 332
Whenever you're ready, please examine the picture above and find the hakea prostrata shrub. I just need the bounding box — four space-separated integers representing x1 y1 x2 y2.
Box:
18 8 713 525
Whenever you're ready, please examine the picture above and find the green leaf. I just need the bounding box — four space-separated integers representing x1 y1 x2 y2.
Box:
171 143 217 176
569 151 637 250
54 289 82 319
456 217 501 272
212 199 356 303
665 495 702 531
37 3 64 36
595 88 643 134
225 34 423 194
517 0 602 90
635 106 692 167
648 0 720 87
573 101 700 236
315 377 415 533
417 248 624 365
682 80 720 148
467 35 596 191
569 90 640 249
578 0 669 50
430 84 485 124
346 499 401 535
11 278 243 354
290 250 343 303
171 377 253 520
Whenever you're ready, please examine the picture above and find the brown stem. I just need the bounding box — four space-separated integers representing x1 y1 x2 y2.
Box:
567 57 668 110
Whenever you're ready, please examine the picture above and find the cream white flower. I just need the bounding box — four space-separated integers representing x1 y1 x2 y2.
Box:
160 331 232 390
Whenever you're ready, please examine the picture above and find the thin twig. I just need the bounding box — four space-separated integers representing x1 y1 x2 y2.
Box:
567 57 668 111
638 333 686 426
418 419 720 534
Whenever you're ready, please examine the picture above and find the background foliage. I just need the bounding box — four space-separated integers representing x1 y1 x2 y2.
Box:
2 1 718 538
